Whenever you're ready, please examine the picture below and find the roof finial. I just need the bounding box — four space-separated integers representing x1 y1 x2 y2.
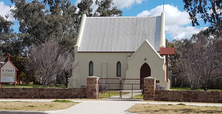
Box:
163 1 164 12
7 53 11 61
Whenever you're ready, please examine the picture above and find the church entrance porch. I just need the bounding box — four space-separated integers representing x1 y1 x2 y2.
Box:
98 78 143 100
140 63 151 89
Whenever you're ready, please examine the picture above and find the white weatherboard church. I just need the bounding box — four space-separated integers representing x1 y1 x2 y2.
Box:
69 11 170 90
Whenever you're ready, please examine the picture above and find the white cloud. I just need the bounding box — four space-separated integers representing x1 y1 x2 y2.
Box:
75 0 81 5
113 0 145 9
75 0 146 11
0 2 14 21
166 25 200 40
137 4 203 39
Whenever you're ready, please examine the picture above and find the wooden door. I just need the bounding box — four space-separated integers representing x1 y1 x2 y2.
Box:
140 63 151 89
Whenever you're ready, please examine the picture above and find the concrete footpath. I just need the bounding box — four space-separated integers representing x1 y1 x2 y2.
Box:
1 99 222 114
47 100 139 114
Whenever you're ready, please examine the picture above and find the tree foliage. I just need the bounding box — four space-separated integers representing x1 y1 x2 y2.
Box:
0 16 13 35
0 15 14 59
183 0 222 31
76 0 122 17
77 0 94 16
95 0 122 17
75 0 122 31
11 0 78 52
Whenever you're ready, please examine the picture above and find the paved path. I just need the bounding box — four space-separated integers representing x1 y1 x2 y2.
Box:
1 99 222 114
46 100 139 114
42 100 222 114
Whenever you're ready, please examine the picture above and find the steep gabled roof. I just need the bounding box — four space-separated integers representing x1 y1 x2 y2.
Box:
77 15 162 52
129 40 164 60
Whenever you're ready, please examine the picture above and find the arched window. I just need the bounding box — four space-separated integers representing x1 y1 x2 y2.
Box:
89 61 93 76
117 61 121 77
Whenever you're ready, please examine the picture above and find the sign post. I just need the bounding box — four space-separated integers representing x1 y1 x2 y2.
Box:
160 48 175 83
0 54 18 88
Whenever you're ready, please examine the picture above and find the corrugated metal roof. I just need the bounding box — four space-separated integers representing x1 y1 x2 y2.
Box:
78 16 161 52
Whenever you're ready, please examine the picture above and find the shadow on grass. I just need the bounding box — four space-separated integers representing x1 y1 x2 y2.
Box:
0 111 47 114
153 109 222 114
153 109 194 113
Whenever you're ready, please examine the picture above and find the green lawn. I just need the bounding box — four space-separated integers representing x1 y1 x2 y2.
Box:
1 84 66 88
52 100 73 103
131 94 143 99
99 90 129 98
171 87 222 91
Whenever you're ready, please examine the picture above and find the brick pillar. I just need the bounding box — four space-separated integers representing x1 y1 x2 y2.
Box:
86 76 99 99
143 77 156 100
218 91 222 103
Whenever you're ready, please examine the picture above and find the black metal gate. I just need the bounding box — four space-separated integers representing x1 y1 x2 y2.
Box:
120 78 143 99
98 78 121 99
98 78 143 99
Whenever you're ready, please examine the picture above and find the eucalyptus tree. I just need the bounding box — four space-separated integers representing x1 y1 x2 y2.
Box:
0 15 23 58
183 0 222 32
9 0 78 85
0 15 13 57
95 0 122 16
77 0 94 16
11 0 78 52
0 15 13 35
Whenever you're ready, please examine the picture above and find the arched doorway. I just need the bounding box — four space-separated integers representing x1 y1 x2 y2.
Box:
140 63 151 89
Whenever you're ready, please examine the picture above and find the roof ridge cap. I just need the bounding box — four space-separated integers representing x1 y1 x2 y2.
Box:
86 15 160 19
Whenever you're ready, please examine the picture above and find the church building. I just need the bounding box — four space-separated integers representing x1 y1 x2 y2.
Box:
69 12 170 90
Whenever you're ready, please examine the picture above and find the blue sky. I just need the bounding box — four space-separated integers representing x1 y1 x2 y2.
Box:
0 0 207 41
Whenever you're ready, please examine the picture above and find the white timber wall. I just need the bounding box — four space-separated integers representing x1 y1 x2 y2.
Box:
70 42 169 89
72 52 129 88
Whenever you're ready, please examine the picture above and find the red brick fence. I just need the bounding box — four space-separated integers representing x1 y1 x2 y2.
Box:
0 88 86 99
143 77 222 103
155 90 222 103
1 76 222 103
0 76 98 99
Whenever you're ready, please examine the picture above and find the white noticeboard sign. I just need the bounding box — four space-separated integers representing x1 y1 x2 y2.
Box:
0 61 16 83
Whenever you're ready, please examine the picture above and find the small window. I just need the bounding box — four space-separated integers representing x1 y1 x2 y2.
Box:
117 61 121 77
89 61 93 76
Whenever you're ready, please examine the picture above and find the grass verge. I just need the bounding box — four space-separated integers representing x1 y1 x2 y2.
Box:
129 94 143 99
177 103 186 106
0 101 77 111
171 87 222 91
53 100 73 103
126 104 222 114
